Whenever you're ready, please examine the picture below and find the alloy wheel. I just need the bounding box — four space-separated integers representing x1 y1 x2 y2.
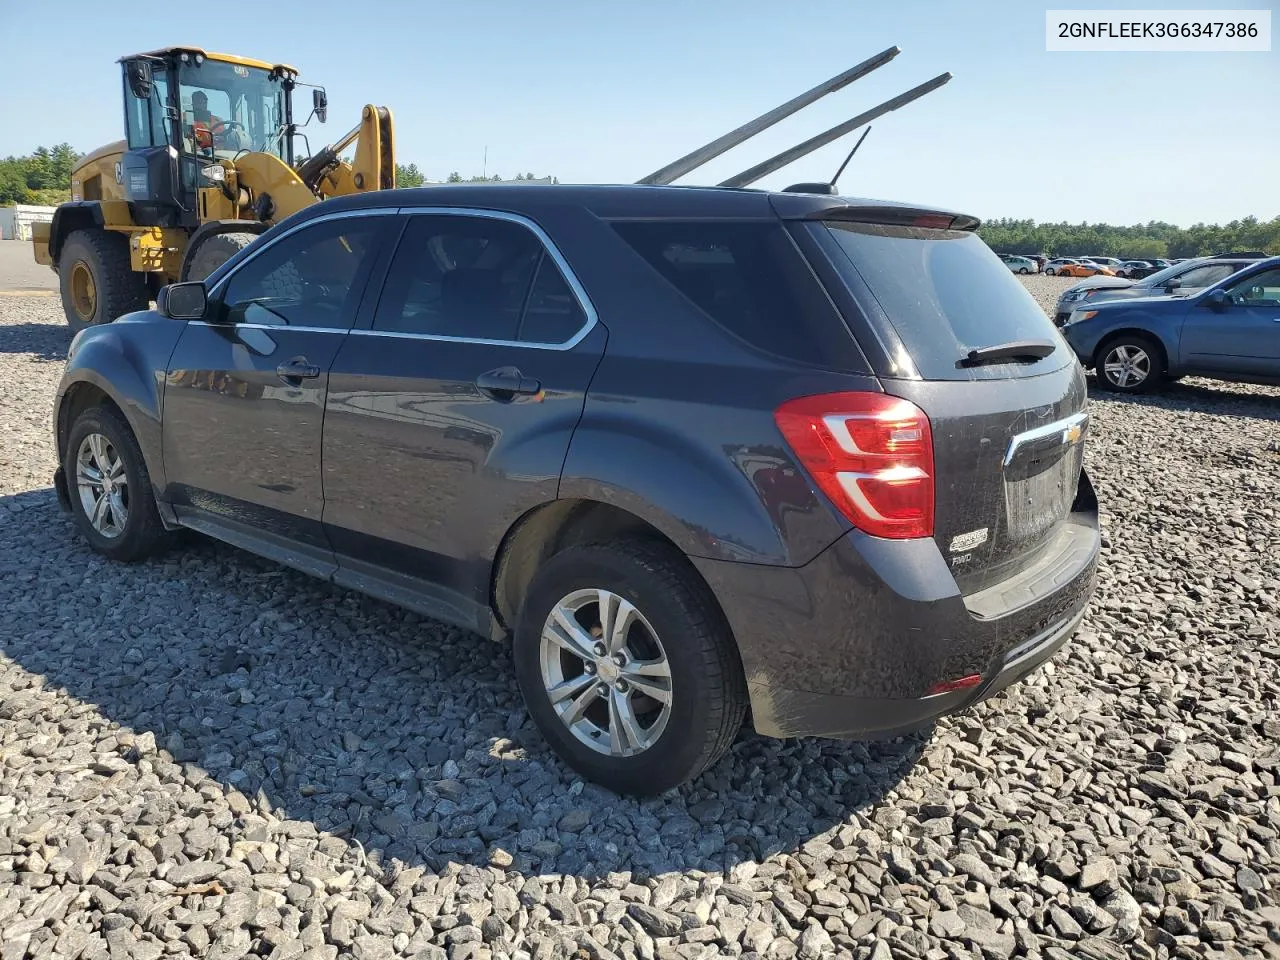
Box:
1102 344 1151 389
76 433 129 538
538 588 673 757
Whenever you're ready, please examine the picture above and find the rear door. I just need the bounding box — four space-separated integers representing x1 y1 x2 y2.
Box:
320 210 606 619
1180 266 1280 376
796 214 1090 593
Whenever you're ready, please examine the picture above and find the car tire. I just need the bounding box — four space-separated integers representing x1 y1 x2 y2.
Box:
1018 267 1030 274
513 538 748 795
1046 268 1056 275
58 229 150 334
1094 333 1165 394
64 404 172 562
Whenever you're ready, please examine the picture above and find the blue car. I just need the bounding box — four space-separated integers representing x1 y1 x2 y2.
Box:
1061 256 1280 393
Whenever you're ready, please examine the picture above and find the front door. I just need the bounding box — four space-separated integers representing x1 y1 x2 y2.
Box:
1180 266 1280 377
161 215 394 562
321 211 606 623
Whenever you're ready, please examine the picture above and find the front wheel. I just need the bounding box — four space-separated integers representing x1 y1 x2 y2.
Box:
1018 267 1030 274
65 405 172 561
1095 334 1164 394
513 540 747 795
1046 268 1057 275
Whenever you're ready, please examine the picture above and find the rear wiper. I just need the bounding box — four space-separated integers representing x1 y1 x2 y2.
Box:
959 339 1057 367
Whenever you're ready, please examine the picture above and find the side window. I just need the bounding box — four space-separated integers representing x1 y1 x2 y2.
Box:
124 73 171 149
518 255 587 344
1178 264 1235 288
611 219 849 366
1227 268 1280 306
374 215 543 341
219 218 382 329
124 79 150 149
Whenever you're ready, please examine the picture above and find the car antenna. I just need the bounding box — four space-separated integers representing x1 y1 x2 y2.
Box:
829 125 872 191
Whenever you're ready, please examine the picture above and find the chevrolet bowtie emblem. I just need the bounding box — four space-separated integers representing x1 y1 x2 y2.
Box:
1064 424 1083 444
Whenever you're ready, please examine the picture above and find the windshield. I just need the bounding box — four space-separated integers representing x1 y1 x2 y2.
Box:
815 221 1067 381
177 59 286 161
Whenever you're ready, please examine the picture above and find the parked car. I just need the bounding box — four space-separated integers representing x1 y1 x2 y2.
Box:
1078 257 1124 271
52 184 1101 794
1115 260 1154 279
1058 261 1116 278
1053 255 1267 325
1061 257 1280 392
1004 256 1037 274
1045 258 1081 275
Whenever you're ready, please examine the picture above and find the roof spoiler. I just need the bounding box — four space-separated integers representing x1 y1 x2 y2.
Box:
636 47 952 189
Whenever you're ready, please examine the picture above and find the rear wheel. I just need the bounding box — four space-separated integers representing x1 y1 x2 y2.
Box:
1018 266 1030 274
513 540 747 795
58 230 150 334
1095 334 1164 393
1046 267 1056 275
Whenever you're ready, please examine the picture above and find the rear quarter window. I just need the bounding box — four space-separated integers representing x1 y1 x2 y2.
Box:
610 219 863 369
812 221 1069 381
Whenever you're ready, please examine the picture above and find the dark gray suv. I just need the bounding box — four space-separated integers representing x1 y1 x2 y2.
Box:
52 185 1100 794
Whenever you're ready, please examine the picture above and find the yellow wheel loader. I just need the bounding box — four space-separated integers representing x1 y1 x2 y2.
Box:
32 46 394 331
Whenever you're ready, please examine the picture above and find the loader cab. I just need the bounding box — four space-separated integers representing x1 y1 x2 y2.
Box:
119 47 299 229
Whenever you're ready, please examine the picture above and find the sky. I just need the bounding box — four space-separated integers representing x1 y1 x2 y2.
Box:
1 0 1276 227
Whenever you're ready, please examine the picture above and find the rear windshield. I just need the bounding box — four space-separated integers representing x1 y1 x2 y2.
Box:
611 219 864 369
815 221 1067 380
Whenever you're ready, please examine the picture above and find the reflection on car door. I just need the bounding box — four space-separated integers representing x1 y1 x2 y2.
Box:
1180 267 1280 377
161 215 394 570
320 212 607 630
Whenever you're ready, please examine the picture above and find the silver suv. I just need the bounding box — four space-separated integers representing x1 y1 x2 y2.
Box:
1054 254 1269 325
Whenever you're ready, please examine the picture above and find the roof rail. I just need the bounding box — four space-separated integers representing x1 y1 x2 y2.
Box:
636 47 952 189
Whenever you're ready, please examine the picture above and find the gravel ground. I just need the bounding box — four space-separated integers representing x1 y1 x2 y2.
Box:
1 281 1278 960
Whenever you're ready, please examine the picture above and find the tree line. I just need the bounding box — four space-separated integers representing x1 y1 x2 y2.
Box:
0 144 82 205
395 164 559 186
5 145 1272 261
978 216 1280 259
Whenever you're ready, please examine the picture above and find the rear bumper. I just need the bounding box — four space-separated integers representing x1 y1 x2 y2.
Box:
693 476 1100 740
745 603 1085 740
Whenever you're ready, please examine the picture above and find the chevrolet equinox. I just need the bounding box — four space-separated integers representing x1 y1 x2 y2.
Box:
52 184 1100 794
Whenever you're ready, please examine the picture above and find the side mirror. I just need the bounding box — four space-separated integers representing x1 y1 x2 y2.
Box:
125 59 154 100
1163 278 1182 291
158 282 208 320
313 88 328 123
1202 289 1230 311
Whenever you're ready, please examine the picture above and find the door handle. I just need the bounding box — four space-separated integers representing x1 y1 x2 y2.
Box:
476 366 541 400
276 358 321 384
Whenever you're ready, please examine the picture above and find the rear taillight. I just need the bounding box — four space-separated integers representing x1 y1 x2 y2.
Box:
774 391 934 539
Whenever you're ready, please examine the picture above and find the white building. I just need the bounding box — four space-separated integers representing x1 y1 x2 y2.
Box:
0 204 56 241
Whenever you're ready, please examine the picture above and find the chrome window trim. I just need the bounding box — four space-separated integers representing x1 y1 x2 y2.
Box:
1003 411 1089 467
187 321 349 334
205 207 401 301
205 205 599 352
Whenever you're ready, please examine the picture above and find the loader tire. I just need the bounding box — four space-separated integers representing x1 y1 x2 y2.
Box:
59 230 150 334
183 231 258 282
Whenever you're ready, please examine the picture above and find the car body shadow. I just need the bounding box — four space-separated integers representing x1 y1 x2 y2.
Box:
1088 376 1280 422
0 486 924 882
0 319 72 362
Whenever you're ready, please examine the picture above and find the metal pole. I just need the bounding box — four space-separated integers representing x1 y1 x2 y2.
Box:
718 72 953 189
636 46 901 186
